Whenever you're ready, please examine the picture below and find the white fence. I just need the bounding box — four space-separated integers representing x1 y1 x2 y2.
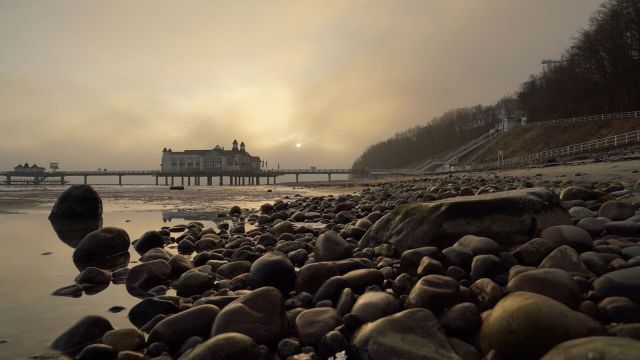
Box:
527 110 640 127
470 129 640 170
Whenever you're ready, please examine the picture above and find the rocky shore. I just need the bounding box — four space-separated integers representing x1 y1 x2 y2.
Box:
38 174 640 359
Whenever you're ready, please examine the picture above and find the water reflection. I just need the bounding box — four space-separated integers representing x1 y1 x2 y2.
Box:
162 210 227 223
49 216 103 248
73 251 131 272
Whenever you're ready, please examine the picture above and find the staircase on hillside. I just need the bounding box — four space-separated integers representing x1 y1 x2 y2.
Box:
412 130 499 173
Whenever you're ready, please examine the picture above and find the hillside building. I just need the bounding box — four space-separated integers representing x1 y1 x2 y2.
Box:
161 140 261 172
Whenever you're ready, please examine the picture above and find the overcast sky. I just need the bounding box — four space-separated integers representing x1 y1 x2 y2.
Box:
0 0 603 170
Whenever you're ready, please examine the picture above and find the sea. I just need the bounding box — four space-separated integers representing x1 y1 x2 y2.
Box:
0 180 353 359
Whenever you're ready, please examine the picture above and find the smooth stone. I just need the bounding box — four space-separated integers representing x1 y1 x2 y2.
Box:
296 262 339 294
76 344 117 360
169 254 194 277
350 291 399 323
512 237 560 266
568 206 597 219
442 247 473 270
598 297 640 324
174 270 214 296
148 304 220 351
470 278 502 311
128 298 179 328
480 292 589 360
126 259 171 292
249 252 296 295
271 221 294 237
342 269 384 294
73 227 131 269
448 337 481 360
599 200 636 221
52 284 84 298
559 186 600 201
506 268 581 308
318 331 348 360
540 336 640 359
102 328 145 352
406 275 459 313
216 261 251 279
579 251 608 276
75 267 112 285
351 308 461 360
593 267 640 303
314 231 352 262
605 221 640 236
278 338 301 359
416 256 444 276
49 184 103 219
51 315 114 354
178 332 261 360
608 324 640 340
313 276 348 305
140 248 171 262
134 231 164 255
576 217 606 236
211 287 287 346
539 245 591 277
540 225 593 252
440 302 481 336
454 235 500 256
295 307 341 346
360 188 572 252
470 254 501 282
399 247 441 275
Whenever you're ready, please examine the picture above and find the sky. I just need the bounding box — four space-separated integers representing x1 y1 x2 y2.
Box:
0 0 604 170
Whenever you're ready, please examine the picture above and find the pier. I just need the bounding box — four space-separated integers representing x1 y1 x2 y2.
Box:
0 168 368 186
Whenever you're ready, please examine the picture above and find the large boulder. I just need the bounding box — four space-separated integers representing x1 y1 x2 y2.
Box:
351 308 461 360
49 185 103 219
359 188 571 252
249 252 296 295
480 292 589 360
211 286 287 346
72 227 130 271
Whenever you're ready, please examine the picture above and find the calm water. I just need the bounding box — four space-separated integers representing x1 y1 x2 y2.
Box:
0 184 345 359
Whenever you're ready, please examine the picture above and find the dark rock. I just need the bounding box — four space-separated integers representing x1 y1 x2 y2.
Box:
296 262 339 294
52 284 84 298
506 268 581 308
140 248 171 262
51 315 114 354
540 336 640 359
470 278 502 311
351 308 460 360
169 254 195 277
599 200 636 221
559 186 600 201
278 338 301 359
440 302 481 336
102 328 145 352
598 297 640 324
470 254 501 282
538 245 591 277
128 298 179 328
360 188 571 252
313 276 348 305
72 227 130 271
604 221 640 236
76 344 117 360
593 267 640 303
49 185 103 219
126 259 171 293
454 235 500 256
342 269 384 294
174 270 214 296
406 275 459 313
271 221 294 237
314 231 352 262
512 237 560 266
211 287 287 346
178 332 261 360
295 307 341 346
416 256 444 276
540 225 593 252
318 331 348 360
480 292 588 360
442 247 473 269
134 231 164 255
148 304 220 351
50 217 103 248
350 291 399 323
249 252 296 295
75 267 112 285
216 261 251 279
399 247 441 275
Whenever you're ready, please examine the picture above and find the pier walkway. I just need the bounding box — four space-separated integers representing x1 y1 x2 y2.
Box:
0 168 367 186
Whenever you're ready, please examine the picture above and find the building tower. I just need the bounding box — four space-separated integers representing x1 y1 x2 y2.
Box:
232 139 238 150
240 141 245 151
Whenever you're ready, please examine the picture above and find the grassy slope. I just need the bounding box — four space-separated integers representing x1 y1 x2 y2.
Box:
461 118 640 164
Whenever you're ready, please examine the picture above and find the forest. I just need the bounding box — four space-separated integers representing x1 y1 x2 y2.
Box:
353 0 640 170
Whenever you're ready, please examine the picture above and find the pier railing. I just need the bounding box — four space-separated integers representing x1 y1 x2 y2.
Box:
526 110 640 127
468 129 640 170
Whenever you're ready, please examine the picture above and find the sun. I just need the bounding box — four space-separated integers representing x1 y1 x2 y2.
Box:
296 143 302 148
